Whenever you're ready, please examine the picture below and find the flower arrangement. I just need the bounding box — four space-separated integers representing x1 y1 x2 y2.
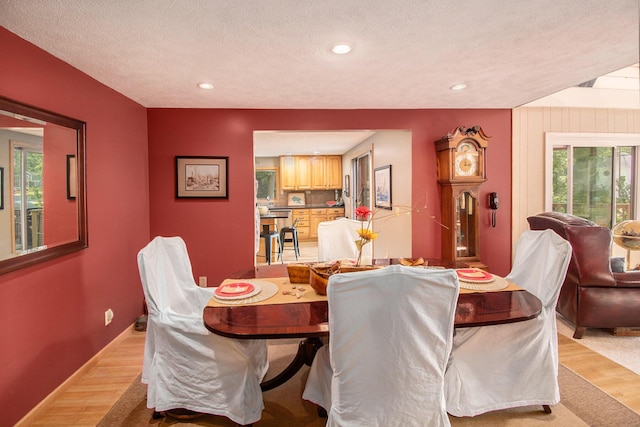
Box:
354 206 378 266
350 196 448 266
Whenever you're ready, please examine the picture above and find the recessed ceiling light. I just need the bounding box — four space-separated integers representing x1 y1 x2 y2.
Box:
450 84 467 91
198 82 214 90
332 43 352 54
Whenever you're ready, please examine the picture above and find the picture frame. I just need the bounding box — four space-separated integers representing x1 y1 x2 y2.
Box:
374 164 392 209
287 192 305 206
0 167 4 210
66 155 76 199
176 156 228 198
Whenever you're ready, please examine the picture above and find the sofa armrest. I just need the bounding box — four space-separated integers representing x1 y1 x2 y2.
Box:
613 270 640 288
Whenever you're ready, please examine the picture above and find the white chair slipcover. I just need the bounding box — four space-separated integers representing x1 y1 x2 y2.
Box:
137 236 269 425
444 229 572 417
303 265 460 426
317 217 373 262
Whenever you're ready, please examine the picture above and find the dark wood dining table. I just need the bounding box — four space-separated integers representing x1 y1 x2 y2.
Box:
203 262 542 391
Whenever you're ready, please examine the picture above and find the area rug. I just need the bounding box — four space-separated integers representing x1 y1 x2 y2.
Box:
98 340 640 427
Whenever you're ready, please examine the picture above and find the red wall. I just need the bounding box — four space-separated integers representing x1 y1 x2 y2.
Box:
0 28 150 425
0 25 513 425
147 109 512 285
43 124 78 245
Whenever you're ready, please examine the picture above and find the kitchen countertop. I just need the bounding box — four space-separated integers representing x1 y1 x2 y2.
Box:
270 205 345 210
259 211 290 219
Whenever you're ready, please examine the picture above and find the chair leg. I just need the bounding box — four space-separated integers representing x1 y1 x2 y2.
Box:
317 406 328 418
542 404 552 414
293 230 300 259
264 235 272 265
573 326 586 339
276 235 283 263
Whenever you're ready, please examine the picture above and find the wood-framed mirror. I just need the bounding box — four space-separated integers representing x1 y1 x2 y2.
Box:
0 95 87 275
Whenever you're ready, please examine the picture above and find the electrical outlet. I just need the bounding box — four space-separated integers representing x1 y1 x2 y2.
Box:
104 308 114 326
199 276 207 287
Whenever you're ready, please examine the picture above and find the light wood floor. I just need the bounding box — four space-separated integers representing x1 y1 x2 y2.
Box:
18 243 640 426
256 239 319 266
18 325 640 426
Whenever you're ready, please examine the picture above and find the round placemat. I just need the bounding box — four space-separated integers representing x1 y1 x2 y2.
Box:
459 275 509 291
212 279 278 305
214 282 260 300
456 268 495 283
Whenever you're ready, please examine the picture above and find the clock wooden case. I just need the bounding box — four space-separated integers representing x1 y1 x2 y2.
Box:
435 125 489 183
435 126 490 268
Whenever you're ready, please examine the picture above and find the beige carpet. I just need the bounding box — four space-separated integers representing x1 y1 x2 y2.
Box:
98 339 640 427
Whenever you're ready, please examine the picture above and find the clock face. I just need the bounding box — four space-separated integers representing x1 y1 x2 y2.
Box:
454 142 479 177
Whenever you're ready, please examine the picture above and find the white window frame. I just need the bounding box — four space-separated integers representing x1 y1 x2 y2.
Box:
544 132 640 220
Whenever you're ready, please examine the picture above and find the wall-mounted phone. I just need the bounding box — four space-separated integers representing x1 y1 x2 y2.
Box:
489 192 499 227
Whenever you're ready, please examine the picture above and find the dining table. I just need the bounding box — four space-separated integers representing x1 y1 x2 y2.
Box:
203 261 542 391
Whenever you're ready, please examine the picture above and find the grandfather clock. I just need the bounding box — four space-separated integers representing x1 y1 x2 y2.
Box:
435 126 490 268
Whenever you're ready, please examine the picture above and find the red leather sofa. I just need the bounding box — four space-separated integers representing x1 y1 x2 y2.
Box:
527 212 640 338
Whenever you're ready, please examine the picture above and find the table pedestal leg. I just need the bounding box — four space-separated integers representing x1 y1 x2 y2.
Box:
260 337 324 392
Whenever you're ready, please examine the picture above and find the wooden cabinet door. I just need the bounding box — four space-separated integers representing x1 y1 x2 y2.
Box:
292 209 311 240
325 156 343 189
311 156 327 189
326 208 345 220
309 208 326 239
280 156 296 190
295 156 312 189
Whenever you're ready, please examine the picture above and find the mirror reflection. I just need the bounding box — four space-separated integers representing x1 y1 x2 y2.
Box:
0 96 87 275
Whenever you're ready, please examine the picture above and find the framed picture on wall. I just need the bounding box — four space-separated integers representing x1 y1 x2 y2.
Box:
66 155 77 199
0 167 4 210
176 156 229 198
374 164 392 209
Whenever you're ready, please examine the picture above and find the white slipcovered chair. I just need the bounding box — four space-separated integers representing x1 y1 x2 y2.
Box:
137 236 269 426
444 229 572 417
303 265 460 426
317 217 373 262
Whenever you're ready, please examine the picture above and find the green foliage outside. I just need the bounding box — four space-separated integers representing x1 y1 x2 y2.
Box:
13 149 43 207
552 146 633 227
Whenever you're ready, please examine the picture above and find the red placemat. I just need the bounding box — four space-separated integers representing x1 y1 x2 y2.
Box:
215 282 255 297
456 268 494 283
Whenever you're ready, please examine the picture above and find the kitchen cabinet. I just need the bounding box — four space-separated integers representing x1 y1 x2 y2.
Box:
280 156 296 190
282 155 342 190
307 207 346 239
310 157 326 189
292 209 310 240
310 209 326 239
280 156 311 190
296 156 312 189
325 156 343 189
327 207 345 220
311 155 343 190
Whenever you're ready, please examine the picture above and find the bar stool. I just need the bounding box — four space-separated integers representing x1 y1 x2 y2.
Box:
279 218 300 260
260 224 282 265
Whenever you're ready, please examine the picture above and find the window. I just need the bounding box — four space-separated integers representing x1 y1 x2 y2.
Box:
351 152 371 211
12 142 44 253
545 133 639 228
255 167 279 202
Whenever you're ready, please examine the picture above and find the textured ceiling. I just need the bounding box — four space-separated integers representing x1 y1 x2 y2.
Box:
1 0 638 110
1 1 638 156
